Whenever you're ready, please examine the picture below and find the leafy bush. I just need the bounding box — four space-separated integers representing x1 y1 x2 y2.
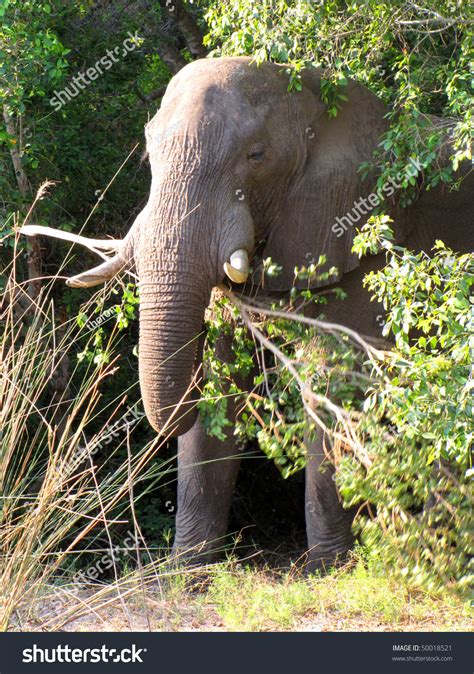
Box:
342 220 473 593
197 0 473 594
201 218 473 592
200 264 365 479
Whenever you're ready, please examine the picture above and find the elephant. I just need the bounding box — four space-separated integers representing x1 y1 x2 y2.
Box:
23 56 473 571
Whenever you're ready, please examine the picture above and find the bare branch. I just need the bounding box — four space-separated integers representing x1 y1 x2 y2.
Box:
228 291 389 368
134 83 167 104
396 18 471 27
221 288 373 466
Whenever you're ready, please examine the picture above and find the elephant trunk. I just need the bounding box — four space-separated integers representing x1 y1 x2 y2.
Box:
138 253 211 436
135 162 213 436
135 150 251 436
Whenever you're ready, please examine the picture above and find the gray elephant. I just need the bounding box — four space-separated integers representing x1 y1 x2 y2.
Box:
25 57 473 570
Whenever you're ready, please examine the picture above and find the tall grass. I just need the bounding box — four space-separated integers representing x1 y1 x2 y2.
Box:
1 226 243 632
0 233 180 631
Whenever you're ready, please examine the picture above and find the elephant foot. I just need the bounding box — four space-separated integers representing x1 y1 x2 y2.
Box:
304 530 355 575
305 548 353 575
170 547 219 568
170 536 228 568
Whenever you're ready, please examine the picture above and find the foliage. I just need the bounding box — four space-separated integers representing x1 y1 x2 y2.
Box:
200 266 365 479
0 0 69 112
345 218 473 592
0 0 69 206
0 0 165 250
201 0 472 194
76 283 140 365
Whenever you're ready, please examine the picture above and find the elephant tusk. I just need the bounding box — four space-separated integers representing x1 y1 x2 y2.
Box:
66 255 127 288
223 249 249 284
19 224 122 258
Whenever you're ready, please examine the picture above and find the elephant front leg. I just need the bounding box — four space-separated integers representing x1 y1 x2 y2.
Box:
172 413 242 564
305 426 355 572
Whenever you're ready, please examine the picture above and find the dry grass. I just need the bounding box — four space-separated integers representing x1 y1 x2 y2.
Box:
0 234 177 632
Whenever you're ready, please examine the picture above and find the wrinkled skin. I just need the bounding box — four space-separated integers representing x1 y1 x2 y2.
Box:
59 57 474 570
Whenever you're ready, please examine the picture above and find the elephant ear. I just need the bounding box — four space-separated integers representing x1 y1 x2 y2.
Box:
258 72 409 291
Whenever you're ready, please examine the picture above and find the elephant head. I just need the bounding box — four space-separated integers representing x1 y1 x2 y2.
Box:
41 57 416 436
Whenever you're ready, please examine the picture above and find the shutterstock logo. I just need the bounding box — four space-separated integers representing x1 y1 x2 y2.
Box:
22 643 146 664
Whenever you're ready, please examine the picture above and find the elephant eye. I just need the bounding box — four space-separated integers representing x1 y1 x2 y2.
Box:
248 147 265 163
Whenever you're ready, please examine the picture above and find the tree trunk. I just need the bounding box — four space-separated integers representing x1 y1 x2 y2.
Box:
3 105 42 302
158 0 208 59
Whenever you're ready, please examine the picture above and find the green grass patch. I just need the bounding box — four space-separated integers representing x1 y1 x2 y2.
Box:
205 553 471 632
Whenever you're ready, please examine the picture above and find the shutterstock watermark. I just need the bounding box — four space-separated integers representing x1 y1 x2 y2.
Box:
23 643 146 664
87 305 116 331
331 157 423 238
50 32 142 111
72 401 145 462
70 529 138 585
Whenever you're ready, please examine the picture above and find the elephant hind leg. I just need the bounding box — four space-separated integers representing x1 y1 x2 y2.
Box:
304 426 355 573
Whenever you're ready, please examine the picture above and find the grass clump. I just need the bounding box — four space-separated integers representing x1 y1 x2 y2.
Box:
206 552 472 632
0 236 176 632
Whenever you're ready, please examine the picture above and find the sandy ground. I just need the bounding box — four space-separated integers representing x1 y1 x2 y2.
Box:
13 589 473 633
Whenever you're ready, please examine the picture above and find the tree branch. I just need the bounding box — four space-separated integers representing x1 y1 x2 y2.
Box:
221 287 373 467
152 30 188 74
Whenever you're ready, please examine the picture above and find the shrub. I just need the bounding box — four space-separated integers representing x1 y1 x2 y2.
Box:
201 218 473 593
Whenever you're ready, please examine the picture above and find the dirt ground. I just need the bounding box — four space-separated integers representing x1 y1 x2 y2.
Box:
15 588 473 633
